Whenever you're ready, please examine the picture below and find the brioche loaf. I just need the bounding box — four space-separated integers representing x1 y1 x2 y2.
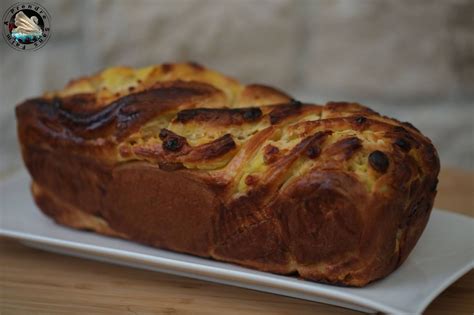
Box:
16 62 439 286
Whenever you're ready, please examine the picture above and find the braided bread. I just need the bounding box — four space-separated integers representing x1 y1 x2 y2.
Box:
16 62 439 286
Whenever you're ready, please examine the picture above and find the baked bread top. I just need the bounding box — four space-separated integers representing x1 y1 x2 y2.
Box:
17 62 439 200
16 62 440 286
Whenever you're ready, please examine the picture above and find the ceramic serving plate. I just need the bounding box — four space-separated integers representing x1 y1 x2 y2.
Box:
1 169 472 313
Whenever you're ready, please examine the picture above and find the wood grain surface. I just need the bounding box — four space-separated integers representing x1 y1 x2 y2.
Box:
0 167 473 314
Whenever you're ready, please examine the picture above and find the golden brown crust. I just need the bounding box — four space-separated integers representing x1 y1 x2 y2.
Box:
16 62 440 286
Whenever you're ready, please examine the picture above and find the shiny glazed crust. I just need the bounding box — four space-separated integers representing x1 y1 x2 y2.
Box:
16 62 440 286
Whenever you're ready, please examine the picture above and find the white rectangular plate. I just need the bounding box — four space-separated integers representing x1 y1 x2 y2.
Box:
1 169 473 313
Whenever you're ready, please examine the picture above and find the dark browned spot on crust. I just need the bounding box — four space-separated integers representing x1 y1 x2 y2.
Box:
176 107 262 125
128 86 136 92
325 137 362 160
368 150 389 173
293 130 332 160
389 127 420 150
163 138 182 151
55 95 122 131
188 61 205 71
354 116 367 124
394 138 412 152
263 144 280 164
159 128 188 152
46 82 220 140
393 126 407 133
185 134 236 161
162 63 173 73
242 108 263 121
407 199 430 219
409 203 419 218
306 146 321 159
402 121 420 133
269 99 302 125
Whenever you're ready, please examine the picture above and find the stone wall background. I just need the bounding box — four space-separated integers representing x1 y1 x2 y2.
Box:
1 0 473 173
